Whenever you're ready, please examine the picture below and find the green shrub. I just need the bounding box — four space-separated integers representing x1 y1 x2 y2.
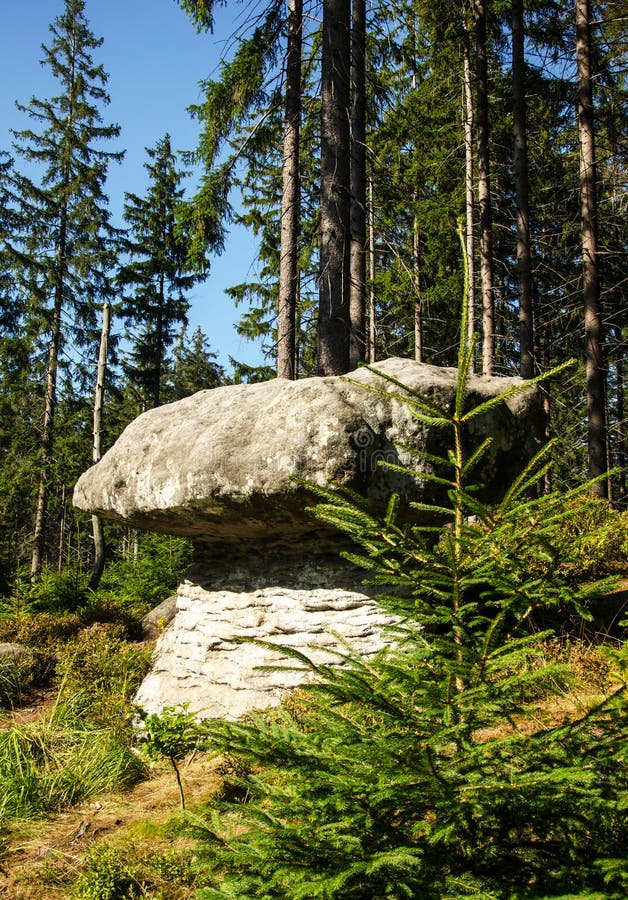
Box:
56 623 151 727
9 566 89 614
79 593 146 638
137 705 200 810
73 846 145 899
0 646 50 707
97 534 193 614
0 610 83 647
559 498 628 578
73 844 202 899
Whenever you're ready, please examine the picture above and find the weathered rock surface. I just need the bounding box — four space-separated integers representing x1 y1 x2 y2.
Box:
74 359 546 720
73 358 544 548
134 555 402 720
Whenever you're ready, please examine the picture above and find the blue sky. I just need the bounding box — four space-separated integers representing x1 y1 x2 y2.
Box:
1 0 268 371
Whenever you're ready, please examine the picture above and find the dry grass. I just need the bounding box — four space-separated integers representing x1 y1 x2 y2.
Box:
0 751 224 899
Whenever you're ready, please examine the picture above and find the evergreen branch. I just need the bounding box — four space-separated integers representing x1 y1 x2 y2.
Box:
341 369 451 420
461 437 493 476
460 359 576 423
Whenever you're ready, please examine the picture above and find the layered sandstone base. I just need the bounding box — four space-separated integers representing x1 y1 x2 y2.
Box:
135 554 401 720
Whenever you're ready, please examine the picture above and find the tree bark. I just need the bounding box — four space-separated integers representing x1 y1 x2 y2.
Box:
88 300 111 590
615 339 625 503
541 314 552 495
512 0 534 379
367 175 376 364
318 0 351 376
31 243 65 578
462 37 476 365
472 0 495 376
349 0 367 369
413 213 422 362
277 0 302 379
576 0 607 495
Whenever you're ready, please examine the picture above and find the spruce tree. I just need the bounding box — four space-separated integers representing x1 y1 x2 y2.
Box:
166 325 225 401
576 0 607 495
119 134 199 410
318 0 352 376
191 255 627 899
277 0 302 380
5 0 122 577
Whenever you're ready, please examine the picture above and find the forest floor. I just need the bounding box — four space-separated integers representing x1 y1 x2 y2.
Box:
1 580 626 899
0 746 221 898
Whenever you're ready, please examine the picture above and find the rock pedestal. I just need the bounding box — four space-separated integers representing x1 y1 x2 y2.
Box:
134 555 400 720
73 359 546 719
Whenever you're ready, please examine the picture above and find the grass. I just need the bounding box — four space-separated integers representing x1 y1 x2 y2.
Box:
0 751 224 899
0 691 147 824
0 633 622 899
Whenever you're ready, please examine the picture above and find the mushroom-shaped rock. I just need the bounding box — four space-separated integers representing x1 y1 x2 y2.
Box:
73 358 544 547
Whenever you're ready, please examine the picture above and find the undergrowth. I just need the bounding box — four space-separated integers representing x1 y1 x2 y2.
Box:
187 266 627 898
0 624 150 825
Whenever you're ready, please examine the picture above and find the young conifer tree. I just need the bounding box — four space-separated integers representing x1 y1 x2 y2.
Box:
192 233 627 899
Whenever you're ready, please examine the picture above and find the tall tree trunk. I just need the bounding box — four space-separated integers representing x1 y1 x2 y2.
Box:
367 175 376 364
413 213 422 362
542 314 553 495
576 0 607 495
57 484 66 574
462 37 476 365
31 12 78 578
31 257 64 578
88 300 111 590
154 271 165 408
349 0 367 370
512 0 534 379
472 0 495 376
277 0 302 379
318 0 351 376
615 338 625 503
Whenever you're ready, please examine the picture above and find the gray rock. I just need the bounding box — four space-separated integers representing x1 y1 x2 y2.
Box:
140 595 179 641
0 642 31 663
134 555 403 720
73 358 544 548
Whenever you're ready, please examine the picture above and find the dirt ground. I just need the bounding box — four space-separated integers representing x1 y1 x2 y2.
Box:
0 749 222 899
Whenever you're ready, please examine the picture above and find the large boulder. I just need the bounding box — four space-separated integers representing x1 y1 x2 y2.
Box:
74 359 546 720
73 358 545 548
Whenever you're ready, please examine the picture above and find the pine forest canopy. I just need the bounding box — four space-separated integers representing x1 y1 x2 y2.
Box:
0 0 625 583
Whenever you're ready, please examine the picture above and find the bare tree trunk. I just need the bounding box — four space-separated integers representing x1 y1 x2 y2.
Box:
576 0 607 495
57 484 66 574
542 315 552 495
413 213 422 362
318 0 351 376
153 271 165 408
88 300 111 590
31 278 64 578
367 176 376 364
349 0 367 370
472 0 495 376
615 341 625 503
512 0 534 379
277 0 302 379
462 38 476 366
